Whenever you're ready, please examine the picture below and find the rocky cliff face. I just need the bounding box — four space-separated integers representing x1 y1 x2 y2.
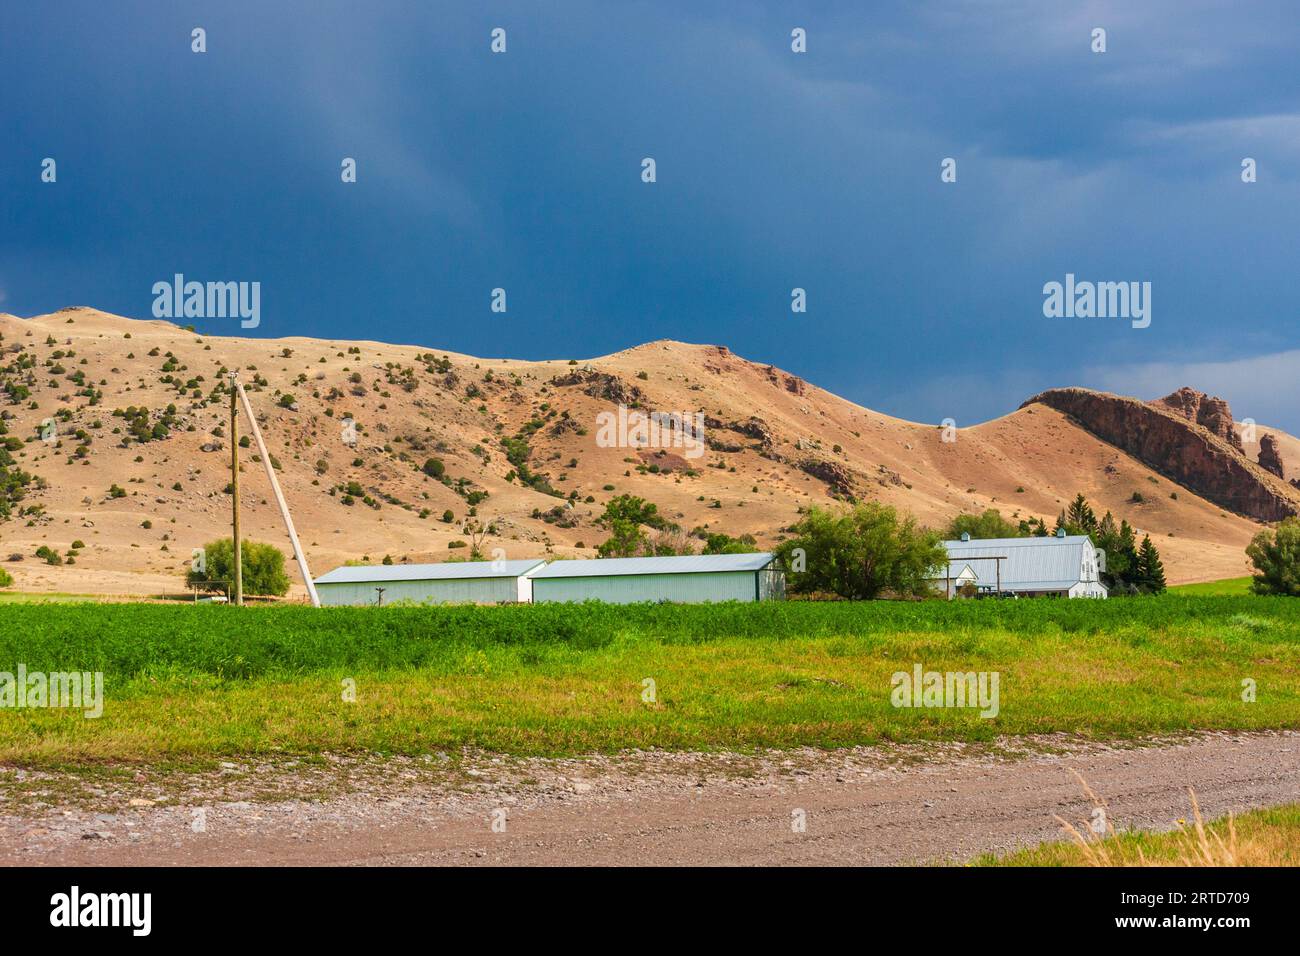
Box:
1258 434 1286 478
1021 387 1299 522
1152 387 1242 450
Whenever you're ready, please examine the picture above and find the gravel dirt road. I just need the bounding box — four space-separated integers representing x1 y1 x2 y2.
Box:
2 731 1296 866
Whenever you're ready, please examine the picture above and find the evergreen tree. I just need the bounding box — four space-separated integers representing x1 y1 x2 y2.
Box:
1094 511 1126 588
1118 520 1138 572
1136 535 1166 593
1118 519 1137 555
1101 520 1140 593
1065 493 1098 535
1019 515 1050 537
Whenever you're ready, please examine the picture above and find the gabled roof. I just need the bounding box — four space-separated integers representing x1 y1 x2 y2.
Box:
528 553 776 579
315 559 546 585
929 562 979 581
938 535 1100 592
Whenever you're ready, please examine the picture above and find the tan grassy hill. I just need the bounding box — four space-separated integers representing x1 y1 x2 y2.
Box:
0 307 1280 595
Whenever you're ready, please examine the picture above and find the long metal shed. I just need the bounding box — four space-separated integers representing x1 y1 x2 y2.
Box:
313 559 546 606
528 553 784 604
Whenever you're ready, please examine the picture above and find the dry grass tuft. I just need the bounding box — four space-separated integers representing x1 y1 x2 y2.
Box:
1048 770 1288 866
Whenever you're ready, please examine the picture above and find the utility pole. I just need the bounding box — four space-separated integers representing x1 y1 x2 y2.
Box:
230 374 243 606
232 376 321 608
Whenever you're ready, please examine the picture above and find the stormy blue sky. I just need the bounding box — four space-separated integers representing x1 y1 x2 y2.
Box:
3 2 1299 429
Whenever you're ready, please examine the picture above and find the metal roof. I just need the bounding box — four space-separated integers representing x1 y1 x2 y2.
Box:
528 553 777 579
938 535 1099 591
315 559 546 585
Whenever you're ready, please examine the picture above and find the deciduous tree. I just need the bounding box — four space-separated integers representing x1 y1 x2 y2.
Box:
776 502 944 600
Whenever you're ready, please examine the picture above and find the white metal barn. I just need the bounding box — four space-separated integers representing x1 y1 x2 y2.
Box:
936 531 1107 599
313 559 546 606
528 553 785 604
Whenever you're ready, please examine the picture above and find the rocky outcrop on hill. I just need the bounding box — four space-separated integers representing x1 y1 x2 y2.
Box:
705 435 744 453
1152 387 1242 450
764 365 806 395
549 369 645 406
549 415 583 437
1258 434 1286 478
1021 387 1299 522
798 457 856 499
704 415 775 452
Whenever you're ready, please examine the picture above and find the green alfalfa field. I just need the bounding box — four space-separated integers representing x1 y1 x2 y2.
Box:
1 596 1298 767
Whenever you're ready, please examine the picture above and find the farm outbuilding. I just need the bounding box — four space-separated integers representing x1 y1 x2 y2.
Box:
934 530 1107 599
528 553 785 604
313 559 546 606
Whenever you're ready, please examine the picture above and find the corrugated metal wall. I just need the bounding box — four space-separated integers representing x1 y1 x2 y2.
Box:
316 576 520 606
532 570 761 604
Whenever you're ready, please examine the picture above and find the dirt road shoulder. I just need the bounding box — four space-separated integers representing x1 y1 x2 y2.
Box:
2 731 1296 866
